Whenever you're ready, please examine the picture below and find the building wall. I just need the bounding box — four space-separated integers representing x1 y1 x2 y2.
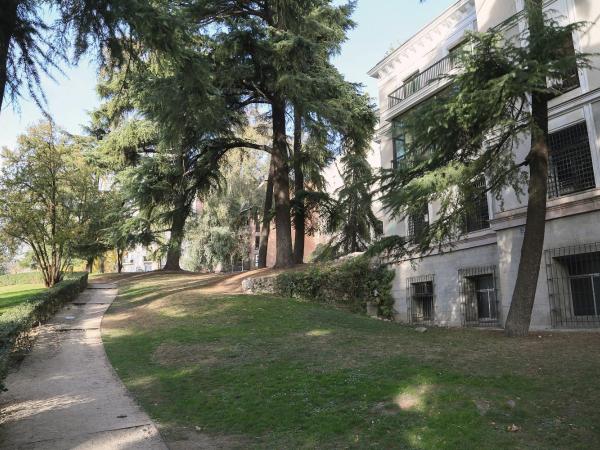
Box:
369 0 600 329
122 245 161 273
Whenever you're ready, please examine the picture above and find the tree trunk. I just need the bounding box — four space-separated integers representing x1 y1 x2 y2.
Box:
258 158 275 268
0 0 17 112
163 203 188 271
117 249 123 273
85 257 94 273
505 0 548 337
271 96 294 268
293 108 305 264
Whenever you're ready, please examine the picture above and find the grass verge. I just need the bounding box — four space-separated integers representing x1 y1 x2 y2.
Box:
103 272 600 449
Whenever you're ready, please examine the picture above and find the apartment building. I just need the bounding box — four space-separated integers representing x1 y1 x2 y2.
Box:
369 0 600 329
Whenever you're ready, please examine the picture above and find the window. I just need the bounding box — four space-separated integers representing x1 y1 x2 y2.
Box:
474 275 497 320
563 254 600 317
463 177 490 233
392 119 410 168
459 267 499 327
545 244 600 328
408 204 429 242
393 135 406 168
407 275 435 324
549 36 580 96
447 39 468 61
547 122 595 198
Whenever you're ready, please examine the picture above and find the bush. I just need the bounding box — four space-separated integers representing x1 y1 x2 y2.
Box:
0 272 44 287
0 272 88 390
272 257 395 318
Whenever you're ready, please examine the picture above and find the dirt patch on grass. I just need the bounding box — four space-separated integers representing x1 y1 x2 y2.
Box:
152 342 222 367
164 427 250 450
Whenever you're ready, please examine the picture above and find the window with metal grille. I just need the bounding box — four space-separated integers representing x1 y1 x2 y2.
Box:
463 177 490 233
408 204 429 242
459 266 500 327
545 243 600 328
407 275 435 324
547 122 595 199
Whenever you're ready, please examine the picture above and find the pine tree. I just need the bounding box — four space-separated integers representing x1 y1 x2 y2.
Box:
194 0 369 268
324 150 382 258
0 0 180 113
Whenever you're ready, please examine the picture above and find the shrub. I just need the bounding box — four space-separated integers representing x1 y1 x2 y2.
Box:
0 272 88 390
272 257 395 318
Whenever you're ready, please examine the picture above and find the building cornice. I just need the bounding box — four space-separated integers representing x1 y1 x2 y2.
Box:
491 188 600 231
368 0 475 81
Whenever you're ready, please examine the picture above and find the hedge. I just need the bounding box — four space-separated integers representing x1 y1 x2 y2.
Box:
271 257 395 318
0 272 44 287
0 272 88 390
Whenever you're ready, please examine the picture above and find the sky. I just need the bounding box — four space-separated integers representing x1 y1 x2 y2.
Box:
0 0 458 149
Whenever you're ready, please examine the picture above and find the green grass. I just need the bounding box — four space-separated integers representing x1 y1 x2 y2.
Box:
0 284 45 315
103 272 600 449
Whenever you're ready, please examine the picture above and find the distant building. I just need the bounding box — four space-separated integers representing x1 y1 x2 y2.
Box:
121 245 162 273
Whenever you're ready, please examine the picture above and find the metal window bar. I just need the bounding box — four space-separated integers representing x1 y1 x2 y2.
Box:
459 266 501 328
408 205 429 242
388 54 456 109
547 122 595 199
407 274 435 325
463 177 490 233
545 243 600 328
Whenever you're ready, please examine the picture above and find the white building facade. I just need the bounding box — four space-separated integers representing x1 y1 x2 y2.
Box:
369 0 600 329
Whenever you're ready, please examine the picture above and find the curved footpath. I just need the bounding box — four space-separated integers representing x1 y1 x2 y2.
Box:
0 283 167 449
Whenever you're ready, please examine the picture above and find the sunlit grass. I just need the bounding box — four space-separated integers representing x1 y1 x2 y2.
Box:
0 283 45 314
103 273 600 449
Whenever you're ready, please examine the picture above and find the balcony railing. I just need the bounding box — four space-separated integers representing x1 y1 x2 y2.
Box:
388 54 456 110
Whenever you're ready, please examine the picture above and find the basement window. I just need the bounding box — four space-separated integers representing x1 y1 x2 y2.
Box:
407 275 435 324
459 266 500 327
545 243 600 328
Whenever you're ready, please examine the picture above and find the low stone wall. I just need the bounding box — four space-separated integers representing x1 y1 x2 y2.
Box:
241 274 278 295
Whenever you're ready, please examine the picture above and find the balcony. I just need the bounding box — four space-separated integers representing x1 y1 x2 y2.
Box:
387 54 456 110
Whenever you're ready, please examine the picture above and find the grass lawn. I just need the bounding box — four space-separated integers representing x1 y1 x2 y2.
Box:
102 272 600 449
0 284 45 315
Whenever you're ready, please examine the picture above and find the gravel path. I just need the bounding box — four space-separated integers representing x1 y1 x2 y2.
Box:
0 283 167 449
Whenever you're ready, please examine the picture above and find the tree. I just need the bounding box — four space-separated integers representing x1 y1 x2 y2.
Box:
0 0 181 113
93 45 238 271
376 0 589 336
257 158 274 268
323 151 382 258
0 121 99 286
183 149 267 271
198 0 365 268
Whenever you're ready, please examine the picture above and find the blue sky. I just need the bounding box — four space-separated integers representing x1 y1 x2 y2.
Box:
0 0 457 149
